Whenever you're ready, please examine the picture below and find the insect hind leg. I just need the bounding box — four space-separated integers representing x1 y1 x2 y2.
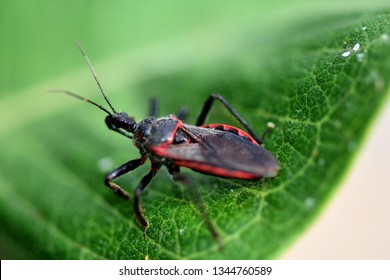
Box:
196 93 263 144
168 166 223 251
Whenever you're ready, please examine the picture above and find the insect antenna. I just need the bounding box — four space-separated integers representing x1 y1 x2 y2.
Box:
74 39 117 114
50 89 113 116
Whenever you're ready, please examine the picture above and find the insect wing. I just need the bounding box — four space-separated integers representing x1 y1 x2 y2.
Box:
153 125 279 179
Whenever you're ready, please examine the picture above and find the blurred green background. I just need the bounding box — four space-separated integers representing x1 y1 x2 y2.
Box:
1 0 389 140
1 0 389 259
1 0 388 99
1 0 389 123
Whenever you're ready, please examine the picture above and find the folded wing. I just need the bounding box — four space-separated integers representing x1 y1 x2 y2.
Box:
153 126 280 179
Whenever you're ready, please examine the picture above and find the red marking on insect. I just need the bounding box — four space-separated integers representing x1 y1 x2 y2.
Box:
200 124 259 144
53 41 280 248
150 118 279 180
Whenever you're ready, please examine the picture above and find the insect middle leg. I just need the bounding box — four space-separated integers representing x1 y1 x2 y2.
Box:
149 98 158 117
196 93 263 144
105 157 146 199
176 106 189 122
150 97 189 121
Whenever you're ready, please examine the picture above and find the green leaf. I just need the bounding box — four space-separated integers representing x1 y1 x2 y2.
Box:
0 2 389 259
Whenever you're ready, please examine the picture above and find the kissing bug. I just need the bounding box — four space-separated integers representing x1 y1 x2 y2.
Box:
54 41 280 246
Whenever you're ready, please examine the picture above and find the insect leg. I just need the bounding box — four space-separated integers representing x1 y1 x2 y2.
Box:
176 106 189 121
133 164 161 237
196 93 263 144
105 157 146 199
149 98 158 117
168 165 223 250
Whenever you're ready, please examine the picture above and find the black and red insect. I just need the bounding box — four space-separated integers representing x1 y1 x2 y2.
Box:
55 41 280 241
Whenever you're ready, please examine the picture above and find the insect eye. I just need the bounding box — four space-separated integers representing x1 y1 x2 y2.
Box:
105 113 136 131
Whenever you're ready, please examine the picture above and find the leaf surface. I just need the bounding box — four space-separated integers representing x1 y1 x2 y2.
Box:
0 3 389 259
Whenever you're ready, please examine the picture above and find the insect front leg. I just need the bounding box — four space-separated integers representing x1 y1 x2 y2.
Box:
133 163 161 237
196 93 263 144
105 157 146 199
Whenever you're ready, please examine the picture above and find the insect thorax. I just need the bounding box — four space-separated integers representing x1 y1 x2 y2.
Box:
133 116 182 154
